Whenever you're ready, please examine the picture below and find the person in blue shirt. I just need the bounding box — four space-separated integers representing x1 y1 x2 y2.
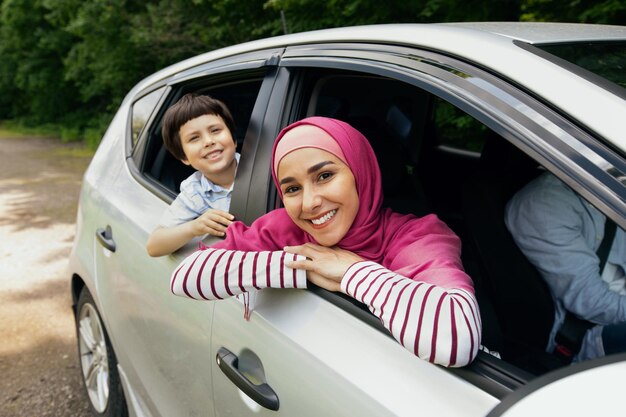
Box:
147 93 239 257
505 172 626 361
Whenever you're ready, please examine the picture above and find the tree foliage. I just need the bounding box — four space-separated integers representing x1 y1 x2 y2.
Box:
0 0 78 122
0 0 621 143
521 0 625 24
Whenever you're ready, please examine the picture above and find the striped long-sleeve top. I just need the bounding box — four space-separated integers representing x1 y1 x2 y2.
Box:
171 248 481 367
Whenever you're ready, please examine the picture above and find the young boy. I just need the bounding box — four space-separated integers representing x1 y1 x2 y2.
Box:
146 93 239 257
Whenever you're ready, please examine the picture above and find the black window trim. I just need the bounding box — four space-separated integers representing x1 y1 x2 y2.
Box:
166 48 284 86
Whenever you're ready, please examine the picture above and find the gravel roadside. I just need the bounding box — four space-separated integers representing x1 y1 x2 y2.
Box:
0 134 93 417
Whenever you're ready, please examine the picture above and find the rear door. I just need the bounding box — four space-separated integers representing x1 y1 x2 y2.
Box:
93 50 280 417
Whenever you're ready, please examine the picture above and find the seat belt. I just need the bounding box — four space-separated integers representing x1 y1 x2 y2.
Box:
597 218 617 272
554 217 617 363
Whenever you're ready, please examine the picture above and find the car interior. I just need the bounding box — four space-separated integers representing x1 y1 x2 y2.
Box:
138 67 577 378
300 69 566 376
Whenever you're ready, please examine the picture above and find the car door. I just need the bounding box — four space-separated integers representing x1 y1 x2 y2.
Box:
208 60 502 417
208 41 626 416
92 50 281 417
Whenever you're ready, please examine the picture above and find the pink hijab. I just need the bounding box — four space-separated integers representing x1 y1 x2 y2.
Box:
213 116 471 289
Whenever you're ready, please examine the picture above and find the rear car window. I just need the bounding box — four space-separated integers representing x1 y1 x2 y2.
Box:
142 77 264 195
536 41 626 90
131 88 165 148
433 98 487 153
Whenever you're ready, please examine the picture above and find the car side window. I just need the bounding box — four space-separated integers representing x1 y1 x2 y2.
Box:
140 76 265 196
292 66 614 375
131 87 166 149
433 98 487 153
292 68 496 331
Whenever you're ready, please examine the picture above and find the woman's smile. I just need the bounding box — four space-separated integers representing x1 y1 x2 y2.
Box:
309 209 337 227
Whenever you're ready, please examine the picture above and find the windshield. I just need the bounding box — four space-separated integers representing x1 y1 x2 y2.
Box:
536 41 626 90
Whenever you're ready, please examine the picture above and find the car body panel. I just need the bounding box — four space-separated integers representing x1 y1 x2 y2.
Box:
443 21 626 43
211 290 498 416
69 22 626 417
93 165 216 417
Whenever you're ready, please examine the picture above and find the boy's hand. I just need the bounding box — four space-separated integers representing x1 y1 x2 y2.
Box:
191 209 234 237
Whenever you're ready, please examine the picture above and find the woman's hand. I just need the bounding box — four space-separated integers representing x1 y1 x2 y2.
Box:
284 243 363 292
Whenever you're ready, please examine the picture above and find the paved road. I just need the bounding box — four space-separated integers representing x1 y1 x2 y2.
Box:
0 135 93 417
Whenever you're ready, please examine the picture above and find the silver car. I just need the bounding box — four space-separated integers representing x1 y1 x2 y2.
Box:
69 22 626 417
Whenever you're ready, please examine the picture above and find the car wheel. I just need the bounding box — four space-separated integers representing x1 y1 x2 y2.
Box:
76 287 128 417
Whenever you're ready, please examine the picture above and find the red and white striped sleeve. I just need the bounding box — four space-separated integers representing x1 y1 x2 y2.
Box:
170 248 307 300
342 261 482 367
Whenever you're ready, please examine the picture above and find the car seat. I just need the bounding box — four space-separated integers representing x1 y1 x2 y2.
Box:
462 132 563 374
149 144 195 194
308 74 434 217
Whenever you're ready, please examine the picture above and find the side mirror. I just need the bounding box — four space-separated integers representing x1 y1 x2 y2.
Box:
488 353 626 416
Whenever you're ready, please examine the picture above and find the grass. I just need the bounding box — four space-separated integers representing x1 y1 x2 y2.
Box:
0 121 61 139
0 120 103 151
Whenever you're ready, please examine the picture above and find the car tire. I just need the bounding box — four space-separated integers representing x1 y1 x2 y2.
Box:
75 287 128 417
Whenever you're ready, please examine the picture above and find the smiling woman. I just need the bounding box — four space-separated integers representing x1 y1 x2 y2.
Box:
170 116 481 367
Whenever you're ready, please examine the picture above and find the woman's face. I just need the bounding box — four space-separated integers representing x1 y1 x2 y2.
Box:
277 147 359 246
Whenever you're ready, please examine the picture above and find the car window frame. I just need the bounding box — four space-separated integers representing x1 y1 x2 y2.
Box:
241 42 626 397
124 50 283 215
269 66 533 399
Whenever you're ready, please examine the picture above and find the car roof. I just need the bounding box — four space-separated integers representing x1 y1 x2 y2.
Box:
133 22 626 152
441 21 626 43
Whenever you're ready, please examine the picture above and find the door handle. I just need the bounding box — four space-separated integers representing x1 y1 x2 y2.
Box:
216 347 279 411
96 226 116 252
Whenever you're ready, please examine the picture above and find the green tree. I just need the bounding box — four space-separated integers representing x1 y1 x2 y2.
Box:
129 0 281 73
0 0 621 145
265 0 522 33
0 0 79 123
60 0 149 112
522 0 626 24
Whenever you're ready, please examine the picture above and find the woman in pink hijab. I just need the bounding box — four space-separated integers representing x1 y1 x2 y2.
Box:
171 117 481 367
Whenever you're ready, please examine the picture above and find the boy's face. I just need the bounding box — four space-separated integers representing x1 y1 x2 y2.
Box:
179 114 237 184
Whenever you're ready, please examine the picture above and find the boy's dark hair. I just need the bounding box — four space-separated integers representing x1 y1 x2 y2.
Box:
161 93 236 161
